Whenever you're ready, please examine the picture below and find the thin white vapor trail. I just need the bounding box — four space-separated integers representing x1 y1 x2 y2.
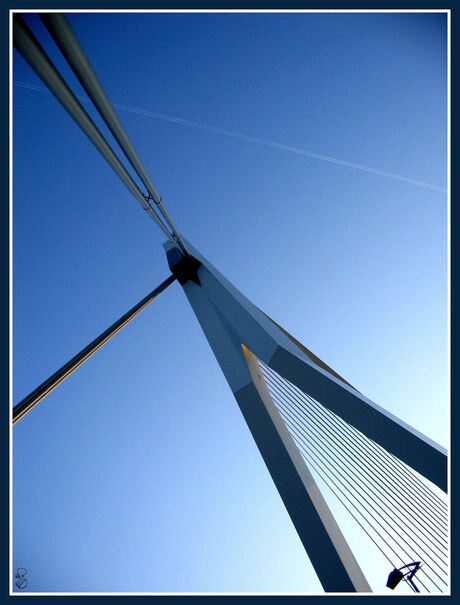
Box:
14 80 446 193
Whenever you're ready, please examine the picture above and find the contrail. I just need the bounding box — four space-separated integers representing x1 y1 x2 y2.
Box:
14 80 446 193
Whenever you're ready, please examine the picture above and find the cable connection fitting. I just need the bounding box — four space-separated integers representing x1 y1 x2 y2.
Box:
142 192 153 208
166 246 201 286
143 192 161 205
141 195 153 212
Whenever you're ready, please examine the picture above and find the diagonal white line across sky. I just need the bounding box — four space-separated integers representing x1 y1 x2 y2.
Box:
14 80 446 193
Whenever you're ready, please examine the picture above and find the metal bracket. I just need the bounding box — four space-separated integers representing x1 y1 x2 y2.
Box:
143 192 161 205
166 245 201 286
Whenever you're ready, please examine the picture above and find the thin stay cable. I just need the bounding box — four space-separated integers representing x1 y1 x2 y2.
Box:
263 367 449 557
265 377 448 584
280 411 433 594
258 372 432 589
257 359 448 592
301 388 449 522
273 392 444 592
313 392 449 519
302 382 449 514
261 359 448 530
265 367 450 544
301 390 449 536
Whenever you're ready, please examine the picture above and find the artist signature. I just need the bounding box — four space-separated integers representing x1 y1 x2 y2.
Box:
15 568 28 590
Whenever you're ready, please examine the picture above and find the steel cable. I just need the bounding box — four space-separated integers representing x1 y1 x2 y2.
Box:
270 398 432 591
275 395 443 592
257 359 448 592
13 15 177 249
301 388 449 528
267 380 448 588
261 364 449 543
262 368 449 562
260 361 448 528
39 13 189 257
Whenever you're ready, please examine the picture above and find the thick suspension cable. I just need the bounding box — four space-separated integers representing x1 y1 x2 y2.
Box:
13 275 176 425
39 13 189 257
13 15 177 249
255 357 449 593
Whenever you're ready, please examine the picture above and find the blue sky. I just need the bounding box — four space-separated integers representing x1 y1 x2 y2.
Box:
12 11 448 593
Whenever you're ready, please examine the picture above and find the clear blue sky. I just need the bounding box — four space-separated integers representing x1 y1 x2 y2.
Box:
12 11 448 594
